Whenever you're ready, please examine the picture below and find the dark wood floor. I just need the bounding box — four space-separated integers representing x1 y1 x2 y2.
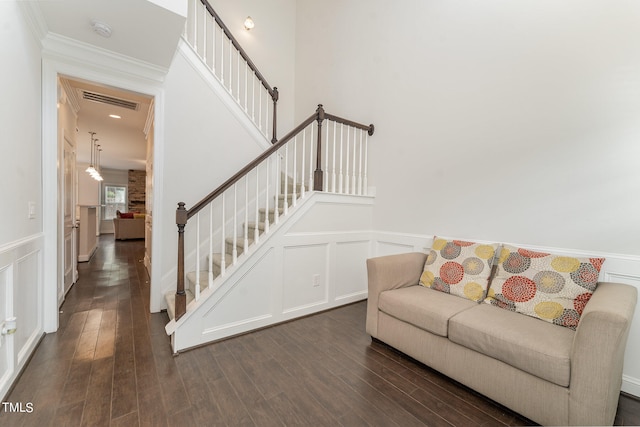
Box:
2 237 639 426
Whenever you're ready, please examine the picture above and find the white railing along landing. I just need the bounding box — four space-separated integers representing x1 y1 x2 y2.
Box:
173 105 374 320
184 0 278 143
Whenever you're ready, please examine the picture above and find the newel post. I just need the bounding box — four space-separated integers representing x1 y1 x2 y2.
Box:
175 202 187 320
313 104 325 191
271 87 279 144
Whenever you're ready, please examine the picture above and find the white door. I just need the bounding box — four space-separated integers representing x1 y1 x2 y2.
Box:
62 134 77 302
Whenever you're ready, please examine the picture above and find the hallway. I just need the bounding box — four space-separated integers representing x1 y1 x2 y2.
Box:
2 237 640 426
1 237 170 425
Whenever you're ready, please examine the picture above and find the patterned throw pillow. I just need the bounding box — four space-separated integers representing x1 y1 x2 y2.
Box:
419 238 500 302
484 244 605 330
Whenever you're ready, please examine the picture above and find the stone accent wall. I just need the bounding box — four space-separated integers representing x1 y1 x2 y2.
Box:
128 170 146 212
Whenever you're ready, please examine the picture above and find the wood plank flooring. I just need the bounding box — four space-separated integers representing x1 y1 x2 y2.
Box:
2 236 639 426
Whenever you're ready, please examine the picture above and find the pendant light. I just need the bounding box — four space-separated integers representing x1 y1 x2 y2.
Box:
86 131 103 181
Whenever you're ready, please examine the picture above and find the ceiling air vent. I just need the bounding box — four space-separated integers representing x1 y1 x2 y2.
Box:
82 90 139 111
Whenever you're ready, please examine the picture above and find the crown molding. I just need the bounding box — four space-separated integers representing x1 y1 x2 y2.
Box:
41 32 169 85
17 0 48 45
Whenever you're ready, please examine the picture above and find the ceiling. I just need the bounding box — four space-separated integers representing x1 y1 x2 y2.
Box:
35 0 186 68
62 77 153 171
28 0 187 170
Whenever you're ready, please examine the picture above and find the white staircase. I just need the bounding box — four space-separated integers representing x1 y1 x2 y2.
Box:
165 175 305 320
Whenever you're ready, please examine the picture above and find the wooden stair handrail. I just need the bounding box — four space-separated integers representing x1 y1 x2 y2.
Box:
200 0 276 100
174 104 374 321
325 113 375 136
187 112 317 219
185 106 375 219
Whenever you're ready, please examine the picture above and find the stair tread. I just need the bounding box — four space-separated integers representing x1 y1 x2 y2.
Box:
225 236 255 249
164 289 194 321
186 271 215 288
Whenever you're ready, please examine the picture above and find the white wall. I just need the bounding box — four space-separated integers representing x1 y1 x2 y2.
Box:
210 0 297 134
0 1 45 401
77 162 101 206
294 0 640 256
0 2 42 245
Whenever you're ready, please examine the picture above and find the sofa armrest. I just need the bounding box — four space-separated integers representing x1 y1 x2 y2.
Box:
569 281 637 426
366 252 427 337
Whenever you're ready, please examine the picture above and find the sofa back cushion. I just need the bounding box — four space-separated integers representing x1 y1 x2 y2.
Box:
484 244 605 330
419 237 500 302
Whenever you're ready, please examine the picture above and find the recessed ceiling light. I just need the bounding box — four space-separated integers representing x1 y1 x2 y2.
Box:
109 114 121 119
91 20 112 38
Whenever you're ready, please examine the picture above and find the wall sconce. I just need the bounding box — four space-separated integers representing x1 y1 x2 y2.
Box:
244 16 255 31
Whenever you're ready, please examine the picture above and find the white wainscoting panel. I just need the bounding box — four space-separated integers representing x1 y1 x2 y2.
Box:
171 192 374 352
0 234 44 401
202 248 275 334
14 249 41 364
0 265 11 399
334 240 370 301
283 244 329 313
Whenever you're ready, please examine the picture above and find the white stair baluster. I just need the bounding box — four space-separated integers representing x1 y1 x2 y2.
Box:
251 74 255 121
301 126 306 199
292 135 297 207
274 153 280 225
352 127 357 195
258 86 263 131
331 121 337 193
228 39 233 93
311 122 317 192
264 96 271 138
220 193 226 276
322 121 328 191
264 158 270 233
283 143 289 215
195 213 201 301
345 126 350 195
232 184 238 263
364 133 369 196
201 2 206 65
211 18 216 75
339 124 344 194
254 166 260 243
244 61 248 112
208 203 213 287
244 175 249 253
358 129 363 195
220 27 224 85
192 0 197 51
236 51 240 102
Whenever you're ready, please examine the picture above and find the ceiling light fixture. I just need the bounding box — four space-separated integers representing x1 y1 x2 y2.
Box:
109 114 121 119
91 20 112 38
86 132 104 181
244 16 254 31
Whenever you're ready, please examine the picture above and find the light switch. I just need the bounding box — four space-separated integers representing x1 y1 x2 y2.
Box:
28 202 36 219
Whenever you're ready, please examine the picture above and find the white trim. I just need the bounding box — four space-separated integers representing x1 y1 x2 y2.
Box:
17 0 48 43
42 33 168 83
622 375 640 397
41 35 168 330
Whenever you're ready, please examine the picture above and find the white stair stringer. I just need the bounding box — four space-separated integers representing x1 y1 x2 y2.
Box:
164 191 375 353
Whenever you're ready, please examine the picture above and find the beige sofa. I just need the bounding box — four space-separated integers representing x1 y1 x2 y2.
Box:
113 217 145 240
366 252 637 426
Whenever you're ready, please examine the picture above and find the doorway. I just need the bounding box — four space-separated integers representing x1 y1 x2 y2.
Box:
55 75 155 310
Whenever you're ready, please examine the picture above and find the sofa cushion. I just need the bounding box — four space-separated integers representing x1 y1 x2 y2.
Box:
379 285 477 337
419 237 499 302
484 244 605 330
449 303 574 387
